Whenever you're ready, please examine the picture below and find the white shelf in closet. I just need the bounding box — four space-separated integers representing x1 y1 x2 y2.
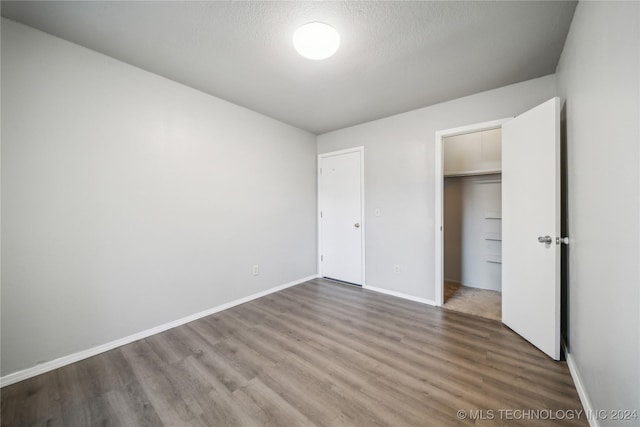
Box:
443 169 501 178
484 232 502 241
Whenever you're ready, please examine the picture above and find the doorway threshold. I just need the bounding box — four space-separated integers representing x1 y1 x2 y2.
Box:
321 277 363 287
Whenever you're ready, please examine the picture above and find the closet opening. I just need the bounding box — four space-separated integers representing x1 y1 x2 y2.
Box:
441 127 503 321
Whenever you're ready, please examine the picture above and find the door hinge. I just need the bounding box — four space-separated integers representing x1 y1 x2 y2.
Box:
320 211 323 218
321 255 323 262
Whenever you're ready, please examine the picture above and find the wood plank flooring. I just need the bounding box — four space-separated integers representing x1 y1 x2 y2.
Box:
1 279 587 426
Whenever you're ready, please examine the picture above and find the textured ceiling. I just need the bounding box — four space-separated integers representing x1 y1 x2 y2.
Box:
1 1 577 134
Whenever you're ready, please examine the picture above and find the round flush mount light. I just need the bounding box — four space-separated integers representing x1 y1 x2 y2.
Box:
293 22 340 60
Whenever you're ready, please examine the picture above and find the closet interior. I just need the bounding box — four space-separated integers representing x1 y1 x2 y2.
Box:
442 128 502 321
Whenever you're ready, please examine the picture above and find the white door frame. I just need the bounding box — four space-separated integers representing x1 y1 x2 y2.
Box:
318 147 366 285
434 119 511 306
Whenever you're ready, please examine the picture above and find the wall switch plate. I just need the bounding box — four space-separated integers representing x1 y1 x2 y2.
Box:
393 264 400 273
252 265 259 276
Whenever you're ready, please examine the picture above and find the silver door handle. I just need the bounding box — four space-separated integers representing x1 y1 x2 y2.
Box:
354 223 360 228
538 235 552 244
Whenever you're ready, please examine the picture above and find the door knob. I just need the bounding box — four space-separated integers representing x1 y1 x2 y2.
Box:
538 235 552 244
354 223 360 228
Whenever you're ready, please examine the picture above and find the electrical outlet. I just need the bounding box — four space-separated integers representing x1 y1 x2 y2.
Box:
252 265 259 276
394 264 400 274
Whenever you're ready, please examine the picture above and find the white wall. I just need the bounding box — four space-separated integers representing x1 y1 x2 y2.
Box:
317 75 556 301
556 2 639 422
443 178 463 284
444 174 502 291
1 19 317 377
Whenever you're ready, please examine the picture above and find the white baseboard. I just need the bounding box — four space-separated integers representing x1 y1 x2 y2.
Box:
563 342 599 427
0 274 318 388
364 285 436 306
444 278 501 293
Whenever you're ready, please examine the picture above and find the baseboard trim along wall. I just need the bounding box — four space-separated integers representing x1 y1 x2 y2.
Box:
0 274 319 388
364 284 436 306
563 342 599 427
444 278 501 293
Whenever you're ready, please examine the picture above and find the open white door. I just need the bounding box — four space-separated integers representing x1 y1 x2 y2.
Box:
502 97 561 360
319 148 364 285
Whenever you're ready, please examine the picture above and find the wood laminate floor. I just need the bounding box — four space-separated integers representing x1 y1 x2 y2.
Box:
443 281 502 321
1 279 586 426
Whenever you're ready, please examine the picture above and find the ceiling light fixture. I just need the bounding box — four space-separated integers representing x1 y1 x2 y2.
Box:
293 22 340 60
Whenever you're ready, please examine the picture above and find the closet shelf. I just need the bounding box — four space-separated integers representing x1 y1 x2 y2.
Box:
486 254 502 264
484 232 502 241
444 169 501 178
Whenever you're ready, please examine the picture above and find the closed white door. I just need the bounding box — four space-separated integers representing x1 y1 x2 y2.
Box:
319 149 363 285
502 97 561 360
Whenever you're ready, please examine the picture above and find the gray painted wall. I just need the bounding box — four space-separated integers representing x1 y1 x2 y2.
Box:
317 75 556 301
556 2 639 421
1 19 317 376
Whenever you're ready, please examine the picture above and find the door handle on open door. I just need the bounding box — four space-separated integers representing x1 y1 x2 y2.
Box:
538 235 553 244
354 223 360 228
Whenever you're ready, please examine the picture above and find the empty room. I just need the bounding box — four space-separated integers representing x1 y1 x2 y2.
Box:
1 1 638 426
